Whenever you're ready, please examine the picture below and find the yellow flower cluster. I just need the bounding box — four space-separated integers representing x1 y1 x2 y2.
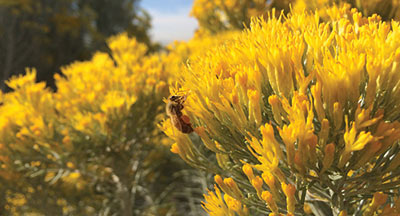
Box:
163 5 400 215
0 33 171 213
0 33 166 155
202 184 249 216
0 24 245 213
192 0 400 34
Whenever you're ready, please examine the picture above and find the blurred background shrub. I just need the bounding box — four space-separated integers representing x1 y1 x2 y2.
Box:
0 0 157 91
0 33 208 215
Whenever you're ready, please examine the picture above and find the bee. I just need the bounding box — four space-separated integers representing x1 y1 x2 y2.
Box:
166 95 194 133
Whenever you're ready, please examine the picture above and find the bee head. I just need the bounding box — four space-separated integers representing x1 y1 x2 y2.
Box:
169 95 182 102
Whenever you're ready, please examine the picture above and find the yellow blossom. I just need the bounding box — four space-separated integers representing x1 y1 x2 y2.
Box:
202 185 234 216
281 183 296 214
261 191 279 214
339 119 375 168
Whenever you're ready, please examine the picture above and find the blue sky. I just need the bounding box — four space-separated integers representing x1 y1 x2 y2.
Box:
140 0 198 45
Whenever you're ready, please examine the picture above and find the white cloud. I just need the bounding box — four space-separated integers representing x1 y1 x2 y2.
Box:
146 6 198 45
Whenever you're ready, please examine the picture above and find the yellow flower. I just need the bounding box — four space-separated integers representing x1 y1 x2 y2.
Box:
242 163 255 181
170 143 180 154
202 185 234 216
261 191 279 214
339 118 375 168
224 194 249 216
100 91 136 116
224 177 244 199
261 172 280 202
247 89 262 126
281 183 296 214
107 33 147 66
247 131 281 180
5 68 37 90
251 176 264 199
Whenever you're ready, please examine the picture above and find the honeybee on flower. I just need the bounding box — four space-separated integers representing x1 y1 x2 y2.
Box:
166 95 194 133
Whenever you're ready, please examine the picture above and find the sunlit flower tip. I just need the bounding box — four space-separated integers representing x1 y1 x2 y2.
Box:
252 176 264 197
202 185 230 215
260 124 283 159
224 194 239 210
338 210 347 216
261 172 275 187
340 119 374 168
333 102 343 130
350 130 374 151
242 164 255 181
261 171 282 200
170 143 180 154
279 126 295 166
282 183 296 214
318 119 330 146
268 95 283 125
260 124 273 140
224 177 244 198
261 191 279 213
282 183 296 197
214 174 225 187
6 68 37 90
247 89 262 124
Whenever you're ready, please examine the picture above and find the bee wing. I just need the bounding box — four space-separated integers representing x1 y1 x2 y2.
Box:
179 118 193 133
180 115 191 124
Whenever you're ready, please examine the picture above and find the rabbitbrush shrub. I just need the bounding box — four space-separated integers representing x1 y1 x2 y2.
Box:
162 4 400 216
